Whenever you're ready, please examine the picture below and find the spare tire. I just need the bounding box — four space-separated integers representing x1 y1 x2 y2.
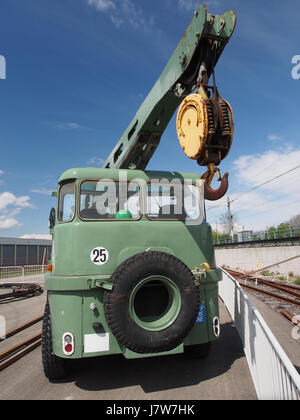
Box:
104 251 200 354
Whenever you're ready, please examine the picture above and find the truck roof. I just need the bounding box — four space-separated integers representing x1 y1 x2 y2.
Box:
58 167 202 183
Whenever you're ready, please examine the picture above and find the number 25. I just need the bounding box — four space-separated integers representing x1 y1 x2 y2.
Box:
93 248 107 263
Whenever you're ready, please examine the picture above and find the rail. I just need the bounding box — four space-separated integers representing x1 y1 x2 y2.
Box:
224 267 300 313
0 283 43 302
218 267 300 400
0 315 44 372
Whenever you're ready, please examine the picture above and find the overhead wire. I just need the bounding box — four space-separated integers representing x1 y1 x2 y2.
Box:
207 163 300 211
229 163 300 204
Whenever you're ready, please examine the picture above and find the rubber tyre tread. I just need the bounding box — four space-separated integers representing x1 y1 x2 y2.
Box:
104 251 200 354
42 299 67 380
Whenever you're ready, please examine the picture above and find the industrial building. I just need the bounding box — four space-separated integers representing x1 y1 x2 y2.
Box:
0 237 52 267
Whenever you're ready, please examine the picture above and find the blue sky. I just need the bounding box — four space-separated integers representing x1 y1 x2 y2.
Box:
0 0 300 238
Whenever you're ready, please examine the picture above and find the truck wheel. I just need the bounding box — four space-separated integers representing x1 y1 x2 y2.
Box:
42 300 67 380
104 251 200 354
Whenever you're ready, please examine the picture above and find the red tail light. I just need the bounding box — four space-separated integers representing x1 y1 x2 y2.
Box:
62 332 74 356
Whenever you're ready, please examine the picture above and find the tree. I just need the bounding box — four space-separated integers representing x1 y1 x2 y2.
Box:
287 214 300 236
277 223 289 237
288 214 300 226
212 230 228 241
218 212 238 236
267 222 296 239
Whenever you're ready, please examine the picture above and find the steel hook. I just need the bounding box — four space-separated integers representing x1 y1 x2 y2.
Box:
201 164 229 201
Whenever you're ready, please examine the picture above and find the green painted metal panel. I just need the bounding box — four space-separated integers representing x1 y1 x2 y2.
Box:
48 291 83 359
50 221 216 277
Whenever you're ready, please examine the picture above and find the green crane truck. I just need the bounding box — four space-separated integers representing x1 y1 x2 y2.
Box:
42 3 236 380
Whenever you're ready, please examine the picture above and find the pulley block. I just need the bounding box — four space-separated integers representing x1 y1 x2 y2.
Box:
176 85 234 201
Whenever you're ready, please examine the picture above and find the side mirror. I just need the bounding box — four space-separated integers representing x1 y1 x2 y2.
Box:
49 208 56 229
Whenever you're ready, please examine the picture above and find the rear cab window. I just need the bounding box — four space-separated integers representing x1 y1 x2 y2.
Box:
146 179 204 224
79 180 141 220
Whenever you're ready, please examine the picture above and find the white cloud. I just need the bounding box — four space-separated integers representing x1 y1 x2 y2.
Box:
0 215 20 230
56 122 82 130
110 14 123 28
0 192 34 231
234 148 300 227
20 234 52 240
31 189 53 196
177 0 220 12
232 147 300 193
87 0 153 31
87 0 115 11
87 157 105 166
207 146 300 231
268 134 283 142
177 0 198 11
15 196 34 209
0 192 33 212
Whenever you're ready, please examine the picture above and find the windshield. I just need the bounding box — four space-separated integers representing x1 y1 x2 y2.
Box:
79 180 141 220
58 181 75 223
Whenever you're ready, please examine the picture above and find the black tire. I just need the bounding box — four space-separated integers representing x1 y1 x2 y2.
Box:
104 251 200 354
42 299 67 380
184 342 212 359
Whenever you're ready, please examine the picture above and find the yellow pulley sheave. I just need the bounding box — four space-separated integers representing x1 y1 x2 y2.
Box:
176 92 234 164
176 94 209 161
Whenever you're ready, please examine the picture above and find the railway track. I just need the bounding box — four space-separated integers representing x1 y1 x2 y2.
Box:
0 316 43 372
0 283 43 302
225 267 300 325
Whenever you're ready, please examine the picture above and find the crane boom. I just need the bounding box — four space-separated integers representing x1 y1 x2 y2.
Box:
103 4 236 177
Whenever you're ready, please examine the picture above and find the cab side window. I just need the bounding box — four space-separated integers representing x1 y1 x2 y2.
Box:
58 181 75 223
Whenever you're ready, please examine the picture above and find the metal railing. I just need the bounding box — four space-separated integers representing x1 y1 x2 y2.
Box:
0 265 47 281
219 267 300 400
214 225 300 246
